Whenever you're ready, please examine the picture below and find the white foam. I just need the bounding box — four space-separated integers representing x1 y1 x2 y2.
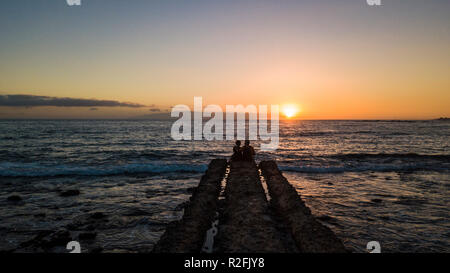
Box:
279 163 447 174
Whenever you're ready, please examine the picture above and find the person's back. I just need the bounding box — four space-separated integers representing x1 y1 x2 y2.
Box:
242 140 255 162
231 140 243 161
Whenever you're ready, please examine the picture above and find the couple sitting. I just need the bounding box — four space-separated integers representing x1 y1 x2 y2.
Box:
231 140 255 162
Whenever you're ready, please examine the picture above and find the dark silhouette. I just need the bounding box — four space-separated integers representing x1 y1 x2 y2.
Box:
242 140 255 162
231 140 243 161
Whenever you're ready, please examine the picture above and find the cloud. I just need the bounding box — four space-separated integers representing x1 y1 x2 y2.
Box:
149 108 161 112
0 95 146 108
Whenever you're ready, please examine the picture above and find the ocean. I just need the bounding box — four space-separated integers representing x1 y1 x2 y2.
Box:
0 120 448 252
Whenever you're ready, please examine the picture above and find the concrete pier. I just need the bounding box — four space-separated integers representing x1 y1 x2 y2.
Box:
260 161 347 253
153 159 348 253
152 159 227 253
214 161 297 252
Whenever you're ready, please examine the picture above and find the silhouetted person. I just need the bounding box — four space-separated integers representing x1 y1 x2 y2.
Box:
242 140 255 162
231 140 243 161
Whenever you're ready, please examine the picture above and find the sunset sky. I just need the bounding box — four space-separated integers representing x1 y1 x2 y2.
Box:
0 0 449 119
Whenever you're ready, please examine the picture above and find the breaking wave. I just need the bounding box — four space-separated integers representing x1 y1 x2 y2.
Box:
326 153 450 161
279 163 449 174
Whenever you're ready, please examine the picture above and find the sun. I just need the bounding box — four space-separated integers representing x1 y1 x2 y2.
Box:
282 104 299 118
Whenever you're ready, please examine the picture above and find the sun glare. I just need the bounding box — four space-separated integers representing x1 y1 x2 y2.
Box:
282 104 299 118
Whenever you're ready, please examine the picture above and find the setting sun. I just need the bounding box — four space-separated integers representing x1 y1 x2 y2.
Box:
282 104 300 118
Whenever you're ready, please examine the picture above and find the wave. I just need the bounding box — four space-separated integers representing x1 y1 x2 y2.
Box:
271 153 450 164
0 162 208 177
281 131 417 138
281 131 372 138
327 153 450 160
279 163 449 174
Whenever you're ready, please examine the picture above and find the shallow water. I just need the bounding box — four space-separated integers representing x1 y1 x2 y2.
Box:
0 120 448 252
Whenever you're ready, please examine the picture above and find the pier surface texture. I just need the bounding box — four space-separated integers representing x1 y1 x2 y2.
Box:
153 159 348 253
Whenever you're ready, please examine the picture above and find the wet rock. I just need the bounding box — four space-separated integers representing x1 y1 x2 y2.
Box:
41 230 72 249
41 230 72 248
60 189 80 197
123 208 152 216
91 212 106 219
85 224 96 231
19 230 53 248
174 201 189 211
7 195 22 202
20 230 72 250
79 232 97 241
67 212 109 231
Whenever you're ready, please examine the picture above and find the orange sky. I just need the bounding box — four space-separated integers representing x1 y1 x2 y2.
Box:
0 1 449 119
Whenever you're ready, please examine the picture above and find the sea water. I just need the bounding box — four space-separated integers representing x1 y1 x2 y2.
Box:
0 120 448 252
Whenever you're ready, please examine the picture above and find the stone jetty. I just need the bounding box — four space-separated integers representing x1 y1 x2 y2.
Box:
153 159 348 253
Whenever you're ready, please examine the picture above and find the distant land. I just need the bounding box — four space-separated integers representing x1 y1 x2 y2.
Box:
130 113 450 121
0 112 448 121
132 113 174 120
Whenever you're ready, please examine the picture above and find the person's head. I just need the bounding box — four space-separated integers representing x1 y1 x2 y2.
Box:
235 140 241 147
245 140 250 146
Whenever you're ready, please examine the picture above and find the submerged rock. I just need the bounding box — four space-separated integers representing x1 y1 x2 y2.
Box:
123 208 152 216
7 195 22 202
40 230 72 248
60 189 80 197
67 212 109 231
174 201 189 211
91 212 106 219
19 229 72 250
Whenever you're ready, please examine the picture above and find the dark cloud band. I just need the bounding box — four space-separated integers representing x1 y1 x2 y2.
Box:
0 95 146 108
